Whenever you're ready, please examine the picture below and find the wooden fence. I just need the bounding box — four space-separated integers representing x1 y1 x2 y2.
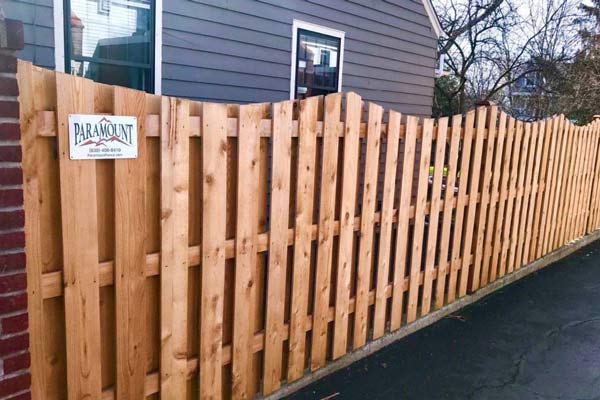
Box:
18 60 600 400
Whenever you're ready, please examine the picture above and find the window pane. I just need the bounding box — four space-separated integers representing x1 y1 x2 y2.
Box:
70 60 151 90
296 29 341 99
68 0 153 91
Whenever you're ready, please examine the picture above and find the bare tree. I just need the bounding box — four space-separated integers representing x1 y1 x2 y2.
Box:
502 0 581 119
548 0 600 123
434 0 580 117
434 0 511 114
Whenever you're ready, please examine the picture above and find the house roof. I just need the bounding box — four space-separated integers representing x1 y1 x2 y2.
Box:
422 0 445 38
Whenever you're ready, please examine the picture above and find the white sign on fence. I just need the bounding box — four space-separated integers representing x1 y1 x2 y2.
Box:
68 114 138 160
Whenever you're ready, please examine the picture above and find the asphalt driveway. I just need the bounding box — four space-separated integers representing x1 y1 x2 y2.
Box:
286 240 600 400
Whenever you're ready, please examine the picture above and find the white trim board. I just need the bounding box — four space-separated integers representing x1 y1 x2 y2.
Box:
154 0 162 94
422 0 445 38
52 0 162 94
53 0 65 73
289 19 345 100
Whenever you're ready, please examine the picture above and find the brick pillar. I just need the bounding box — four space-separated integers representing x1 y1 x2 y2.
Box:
0 15 31 400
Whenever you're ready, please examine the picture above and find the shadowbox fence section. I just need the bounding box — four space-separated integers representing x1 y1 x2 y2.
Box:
18 60 600 400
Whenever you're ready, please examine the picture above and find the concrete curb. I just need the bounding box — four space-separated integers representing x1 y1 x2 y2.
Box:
263 230 600 400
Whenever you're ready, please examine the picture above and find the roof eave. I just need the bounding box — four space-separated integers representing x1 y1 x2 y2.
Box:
422 0 446 39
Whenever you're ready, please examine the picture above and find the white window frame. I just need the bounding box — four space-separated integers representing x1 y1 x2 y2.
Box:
290 19 345 100
53 0 162 94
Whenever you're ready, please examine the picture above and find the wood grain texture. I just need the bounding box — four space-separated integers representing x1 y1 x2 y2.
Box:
556 124 577 246
56 72 102 400
508 121 529 274
565 126 580 243
580 126 596 235
421 119 447 314
332 93 362 359
17 60 46 400
251 116 269 396
530 118 553 262
34 67 65 400
588 120 600 232
200 102 227 399
584 123 600 232
547 120 570 252
406 118 433 322
288 96 319 381
538 117 562 257
575 128 591 237
587 122 600 231
311 93 342 370
471 107 497 291
353 102 383 348
522 121 545 265
232 104 262 398
564 124 579 243
574 127 588 238
160 97 190 400
448 110 475 302
262 100 293 394
514 122 536 270
569 127 585 241
434 115 462 310
581 127 594 234
389 115 417 330
114 87 147 400
491 117 516 281
579 126 596 237
372 110 400 335
576 128 591 237
458 107 486 297
571 127 592 239
481 112 507 287
500 120 522 277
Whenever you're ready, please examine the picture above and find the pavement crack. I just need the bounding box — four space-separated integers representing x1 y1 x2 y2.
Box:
465 316 600 399
545 317 600 338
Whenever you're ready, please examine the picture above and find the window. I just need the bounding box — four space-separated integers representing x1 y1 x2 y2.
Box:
291 20 345 100
64 0 155 93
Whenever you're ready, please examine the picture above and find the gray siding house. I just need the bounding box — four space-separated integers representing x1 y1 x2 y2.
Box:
5 0 442 116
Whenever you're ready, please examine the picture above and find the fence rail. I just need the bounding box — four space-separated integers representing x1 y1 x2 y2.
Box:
18 60 600 400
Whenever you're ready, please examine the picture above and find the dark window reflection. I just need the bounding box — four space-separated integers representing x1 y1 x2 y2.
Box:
295 29 341 99
67 0 154 92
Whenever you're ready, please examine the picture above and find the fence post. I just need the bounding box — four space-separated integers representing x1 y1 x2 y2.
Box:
0 15 32 400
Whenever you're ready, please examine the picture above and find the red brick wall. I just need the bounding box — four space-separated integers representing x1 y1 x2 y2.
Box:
0 17 31 400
